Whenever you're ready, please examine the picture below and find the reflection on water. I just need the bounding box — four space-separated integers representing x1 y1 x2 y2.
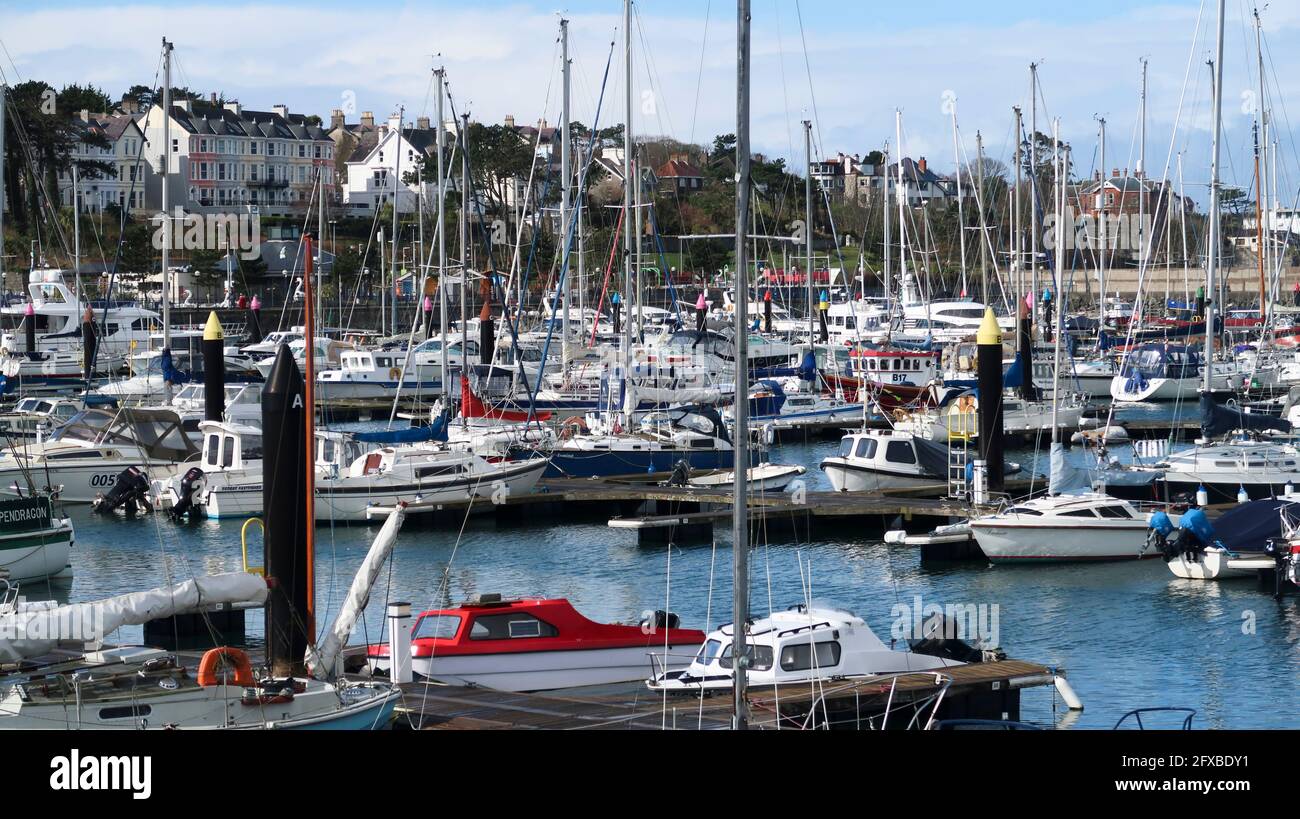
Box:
35 404 1300 729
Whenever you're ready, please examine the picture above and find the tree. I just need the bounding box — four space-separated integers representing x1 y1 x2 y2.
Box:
188 248 226 301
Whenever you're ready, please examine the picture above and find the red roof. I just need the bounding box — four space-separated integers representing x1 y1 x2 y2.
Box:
656 158 704 178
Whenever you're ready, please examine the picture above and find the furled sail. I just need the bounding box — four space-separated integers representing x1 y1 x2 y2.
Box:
0 572 267 663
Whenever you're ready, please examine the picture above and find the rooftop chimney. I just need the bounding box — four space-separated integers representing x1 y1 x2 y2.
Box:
223 101 241 116
360 111 375 128
210 92 218 104
79 109 90 122
918 157 928 173
416 116 430 130
272 104 289 118
330 108 345 130
504 114 516 128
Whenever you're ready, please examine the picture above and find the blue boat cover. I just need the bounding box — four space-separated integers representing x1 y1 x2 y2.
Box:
352 413 449 444
1199 393 1291 439
1182 498 1299 554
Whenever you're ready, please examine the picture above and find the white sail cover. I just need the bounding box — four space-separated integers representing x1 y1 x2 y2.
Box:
0 572 267 663
307 505 407 681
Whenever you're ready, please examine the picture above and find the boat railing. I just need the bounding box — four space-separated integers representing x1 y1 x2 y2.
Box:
779 670 954 731
1113 707 1196 730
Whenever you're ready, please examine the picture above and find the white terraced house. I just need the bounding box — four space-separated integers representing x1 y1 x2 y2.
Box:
140 98 335 216
57 110 148 214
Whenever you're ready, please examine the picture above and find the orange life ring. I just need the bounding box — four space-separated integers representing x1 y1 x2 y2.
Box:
197 647 255 687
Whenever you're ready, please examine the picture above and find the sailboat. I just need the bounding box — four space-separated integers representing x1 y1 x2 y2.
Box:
970 127 1158 563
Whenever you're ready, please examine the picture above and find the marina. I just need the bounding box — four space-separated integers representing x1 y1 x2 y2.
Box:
0 0 1298 773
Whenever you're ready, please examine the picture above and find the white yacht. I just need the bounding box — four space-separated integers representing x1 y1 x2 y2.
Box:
969 493 1158 563
151 420 263 519
0 269 156 362
315 442 547 522
0 407 197 503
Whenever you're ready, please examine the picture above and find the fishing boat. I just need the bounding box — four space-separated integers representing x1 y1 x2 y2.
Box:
0 495 73 582
820 429 955 492
315 349 442 401
364 596 705 691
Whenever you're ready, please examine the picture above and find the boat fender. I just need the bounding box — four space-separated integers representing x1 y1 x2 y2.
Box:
197 647 255 687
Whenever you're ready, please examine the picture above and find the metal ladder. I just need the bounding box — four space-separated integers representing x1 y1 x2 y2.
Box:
947 408 976 499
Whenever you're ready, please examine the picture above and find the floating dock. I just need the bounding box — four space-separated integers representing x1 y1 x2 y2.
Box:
385 659 1061 730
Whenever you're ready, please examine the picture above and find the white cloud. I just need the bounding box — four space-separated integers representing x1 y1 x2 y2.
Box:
1 0 1294 196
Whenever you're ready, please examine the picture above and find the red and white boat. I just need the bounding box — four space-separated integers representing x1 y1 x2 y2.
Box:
365 596 705 691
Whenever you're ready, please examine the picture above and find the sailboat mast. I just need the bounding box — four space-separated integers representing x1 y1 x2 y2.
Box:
1013 106 1022 301
804 119 813 346
732 0 752 731
390 106 404 339
950 99 967 299
161 38 173 404
436 69 448 399
976 130 989 306
1138 58 1148 277
1203 0 1225 393
73 165 81 306
1253 10 1268 322
621 0 633 413
1029 63 1039 318
1097 116 1106 318
1050 121 1065 447
561 18 572 371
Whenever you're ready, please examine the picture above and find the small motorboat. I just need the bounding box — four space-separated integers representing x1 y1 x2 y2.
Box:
1149 500 1296 580
648 604 991 694
689 462 806 492
365 596 705 691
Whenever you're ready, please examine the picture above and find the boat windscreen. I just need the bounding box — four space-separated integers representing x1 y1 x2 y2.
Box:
47 409 116 444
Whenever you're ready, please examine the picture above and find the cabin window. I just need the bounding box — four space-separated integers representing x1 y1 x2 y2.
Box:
855 438 877 459
885 441 915 465
1095 506 1132 519
413 614 462 639
696 639 722 666
1060 509 1098 518
222 436 235 467
1008 507 1042 516
839 437 854 457
242 436 263 461
780 640 841 672
99 704 152 720
469 613 559 640
205 434 220 466
718 643 774 671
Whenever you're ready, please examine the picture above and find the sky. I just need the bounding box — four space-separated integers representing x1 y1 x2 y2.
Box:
0 0 1296 202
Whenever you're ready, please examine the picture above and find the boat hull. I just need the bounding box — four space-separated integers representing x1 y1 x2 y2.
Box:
971 521 1156 562
0 521 73 581
371 643 702 692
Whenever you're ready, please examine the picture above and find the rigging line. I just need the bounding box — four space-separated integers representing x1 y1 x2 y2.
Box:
793 0 824 158
686 0 712 148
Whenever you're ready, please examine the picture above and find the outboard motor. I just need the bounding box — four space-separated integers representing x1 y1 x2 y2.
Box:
640 610 681 632
91 466 152 515
168 467 205 520
907 611 1003 664
1149 507 1217 564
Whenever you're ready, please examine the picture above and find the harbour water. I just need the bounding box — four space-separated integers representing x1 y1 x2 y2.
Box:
35 412 1300 730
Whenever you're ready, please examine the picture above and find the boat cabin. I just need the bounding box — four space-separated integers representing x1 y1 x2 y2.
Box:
198 421 262 472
